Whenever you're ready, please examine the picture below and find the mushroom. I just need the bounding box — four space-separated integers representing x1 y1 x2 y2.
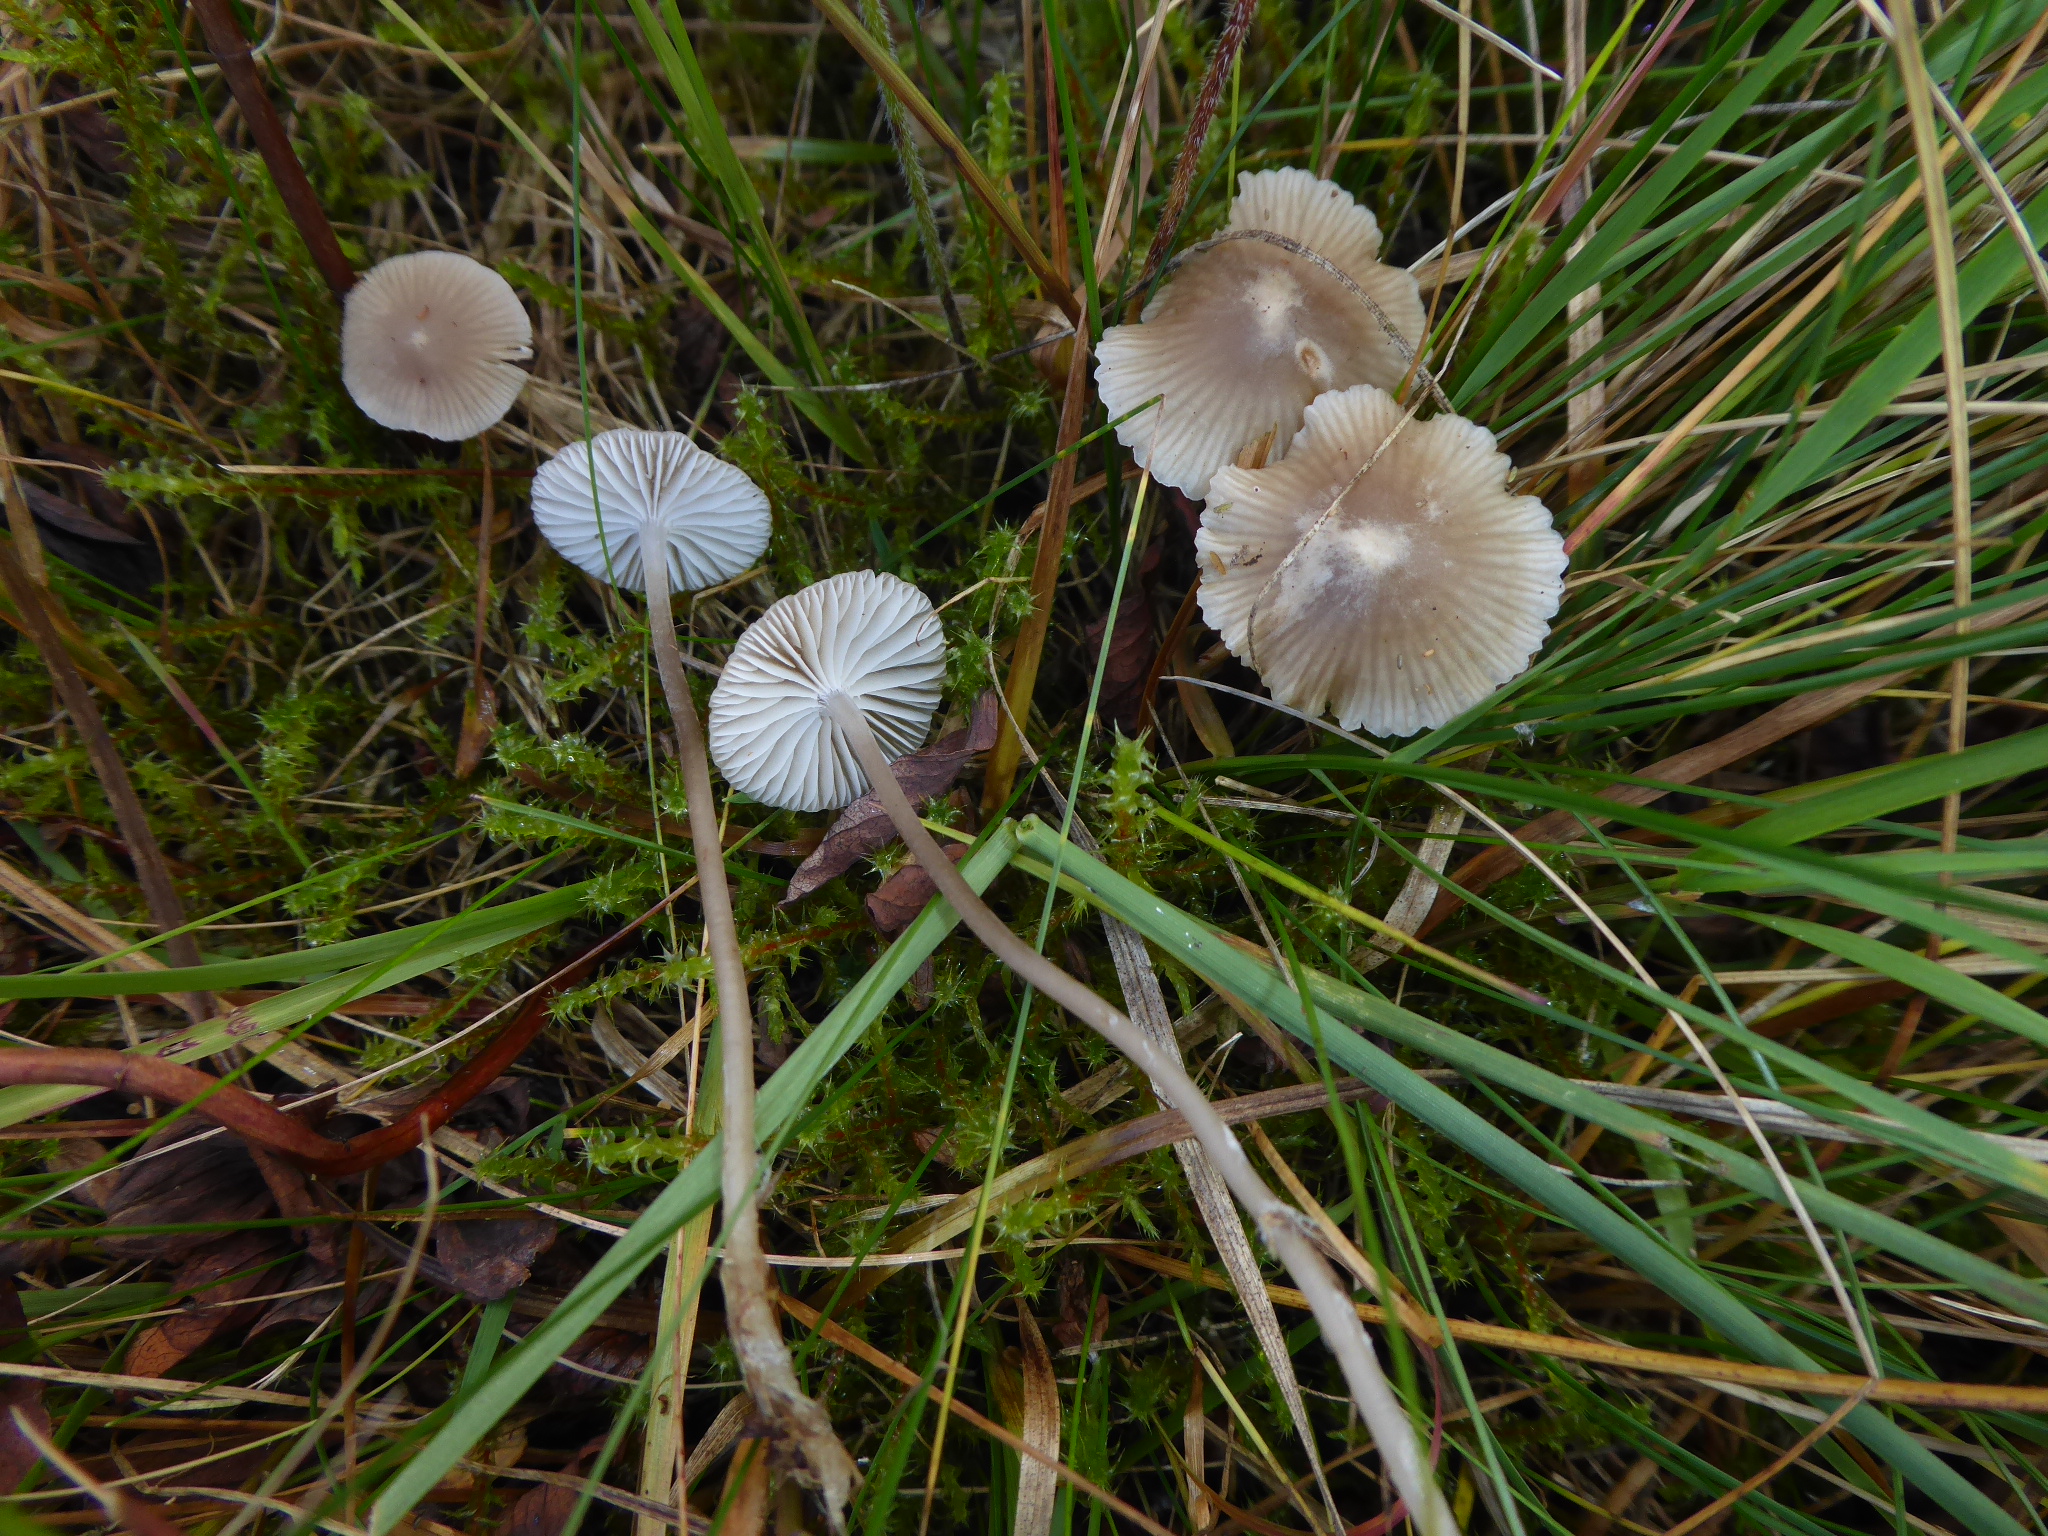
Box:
530 432 855 1523
707 570 945 814
341 251 533 441
1198 384 1564 737
1095 167 1427 499
708 571 1460 1536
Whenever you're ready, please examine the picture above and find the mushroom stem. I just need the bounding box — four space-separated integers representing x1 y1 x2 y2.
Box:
640 528 857 1524
820 691 1458 1536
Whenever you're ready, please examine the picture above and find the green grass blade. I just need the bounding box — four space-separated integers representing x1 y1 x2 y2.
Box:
367 826 1019 1534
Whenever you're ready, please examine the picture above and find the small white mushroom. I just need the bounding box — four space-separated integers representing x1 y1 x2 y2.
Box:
1198 383 1565 737
530 428 771 596
529 432 853 1523
708 570 946 814
341 251 532 440
709 571 1460 1536
1096 167 1426 499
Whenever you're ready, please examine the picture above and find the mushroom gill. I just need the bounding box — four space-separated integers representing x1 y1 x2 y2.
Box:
1197 383 1565 737
1095 167 1426 499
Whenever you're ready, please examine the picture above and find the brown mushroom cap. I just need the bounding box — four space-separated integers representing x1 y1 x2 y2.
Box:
1196 384 1564 737
341 252 533 441
1095 168 1426 499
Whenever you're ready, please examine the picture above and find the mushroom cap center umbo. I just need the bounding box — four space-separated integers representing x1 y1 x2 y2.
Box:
1167 242 1364 386
1197 385 1565 738
1232 470 1459 629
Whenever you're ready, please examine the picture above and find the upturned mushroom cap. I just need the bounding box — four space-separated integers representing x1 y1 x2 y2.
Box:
341 252 533 441
1196 384 1564 737
1096 167 1426 499
709 571 946 812
530 430 771 594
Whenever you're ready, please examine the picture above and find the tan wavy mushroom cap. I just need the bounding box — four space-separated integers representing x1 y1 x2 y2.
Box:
1197 384 1564 737
1096 167 1426 499
529 430 770 594
709 570 946 813
341 252 533 440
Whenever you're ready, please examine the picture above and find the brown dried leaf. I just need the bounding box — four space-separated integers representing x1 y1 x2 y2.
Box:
455 680 499 779
435 1215 559 1302
1080 543 1160 735
48 77 130 176
500 1481 582 1536
35 443 136 532
127 1230 284 1379
544 1327 651 1398
864 841 971 938
93 1128 273 1262
19 482 139 544
498 1436 607 1536
248 1257 356 1341
0 1273 47 1494
782 693 997 907
1012 1310 1060 1536
1050 1258 1107 1356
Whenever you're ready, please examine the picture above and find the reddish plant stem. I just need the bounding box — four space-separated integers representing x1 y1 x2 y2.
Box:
0 916 656 1175
1128 0 1256 307
186 0 356 301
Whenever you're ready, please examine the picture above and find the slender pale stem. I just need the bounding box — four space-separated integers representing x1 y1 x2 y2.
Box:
821 691 1458 1536
640 527 855 1523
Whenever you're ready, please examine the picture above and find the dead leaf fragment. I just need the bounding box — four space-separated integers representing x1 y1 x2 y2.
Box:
127 1230 285 1379
783 692 997 906
435 1215 558 1301
1012 1310 1060 1536
0 1274 48 1494
864 841 971 937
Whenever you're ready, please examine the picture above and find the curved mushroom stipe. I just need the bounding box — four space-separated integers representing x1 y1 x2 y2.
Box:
0 917 651 1177
816 690 1461 1536
634 525 861 1524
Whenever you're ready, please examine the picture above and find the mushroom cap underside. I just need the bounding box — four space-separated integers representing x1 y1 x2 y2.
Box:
1096 230 1424 500
708 569 946 812
530 429 771 595
1226 166 1390 275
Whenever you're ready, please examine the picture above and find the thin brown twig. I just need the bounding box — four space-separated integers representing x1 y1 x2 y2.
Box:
0 904 665 1174
184 0 356 300
983 294 1091 812
1129 0 1257 306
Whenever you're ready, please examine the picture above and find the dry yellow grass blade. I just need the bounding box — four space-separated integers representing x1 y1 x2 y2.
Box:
1105 1247 2048 1412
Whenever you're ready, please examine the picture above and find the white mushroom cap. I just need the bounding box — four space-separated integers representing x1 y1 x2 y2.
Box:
1196 384 1564 737
709 571 946 812
529 430 771 594
1096 167 1426 499
341 252 533 441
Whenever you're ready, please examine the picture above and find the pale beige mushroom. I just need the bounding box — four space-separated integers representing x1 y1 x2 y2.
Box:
1095 167 1426 498
341 251 532 440
1198 383 1564 736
